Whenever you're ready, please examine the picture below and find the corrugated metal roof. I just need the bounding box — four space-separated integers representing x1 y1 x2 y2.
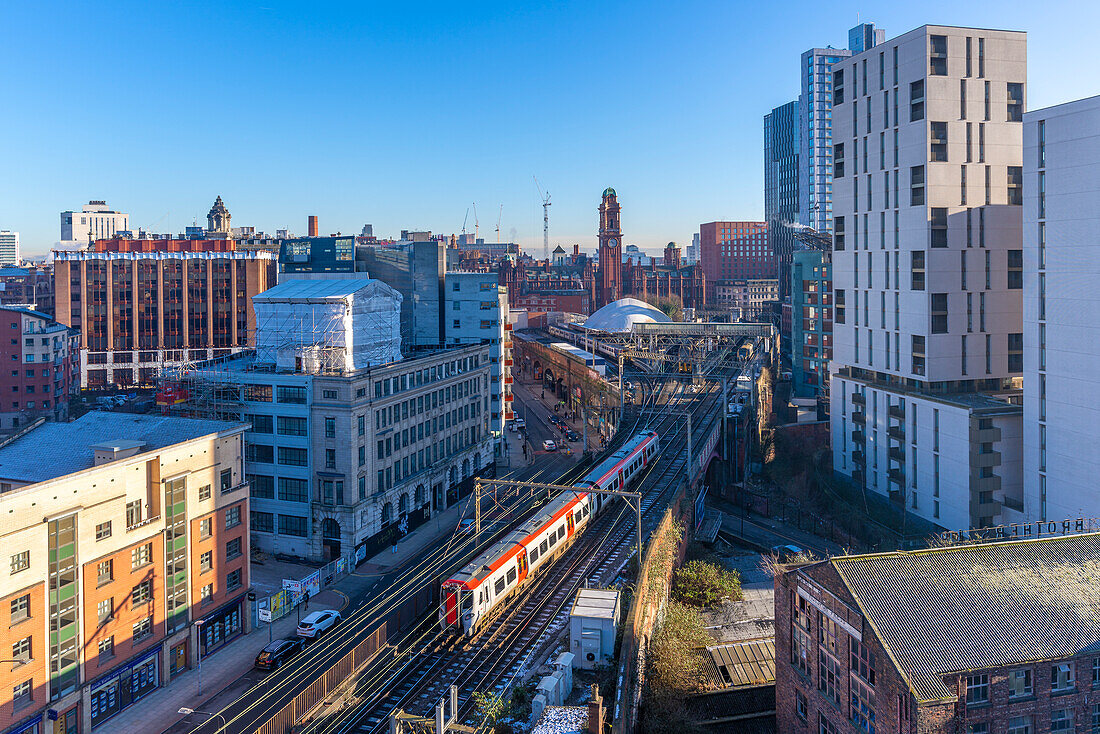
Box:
706 637 775 689
829 533 1100 701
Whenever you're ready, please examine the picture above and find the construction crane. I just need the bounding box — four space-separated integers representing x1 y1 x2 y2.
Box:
533 176 550 262
461 207 470 236
472 202 479 240
495 204 503 243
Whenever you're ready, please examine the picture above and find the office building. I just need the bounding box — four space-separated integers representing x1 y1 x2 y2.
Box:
0 265 55 316
1022 95 1100 522
712 279 780 320
849 22 886 54
764 100 801 300
790 251 832 401
358 240 447 350
830 25 1027 531
279 236 357 275
0 306 78 430
445 272 513 434
60 202 129 247
776 532 1100 734
0 412 247 734
0 231 19 267
53 240 277 388
185 278 494 562
699 221 772 288
686 233 700 265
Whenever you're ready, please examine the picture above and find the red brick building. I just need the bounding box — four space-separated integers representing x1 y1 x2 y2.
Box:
0 306 79 431
621 242 706 310
699 221 773 287
776 532 1100 734
511 289 591 314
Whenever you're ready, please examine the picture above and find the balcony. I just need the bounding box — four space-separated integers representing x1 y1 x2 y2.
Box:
972 475 1001 493
851 450 865 466
970 426 1002 443
851 393 865 406
220 481 249 496
851 430 865 443
888 467 905 485
888 404 905 421
973 450 1001 468
887 425 905 442
851 411 866 424
888 446 905 463
973 497 1002 517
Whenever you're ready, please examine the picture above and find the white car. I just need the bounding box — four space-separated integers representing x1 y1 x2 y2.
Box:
512 418 526 432
542 439 557 452
296 609 342 638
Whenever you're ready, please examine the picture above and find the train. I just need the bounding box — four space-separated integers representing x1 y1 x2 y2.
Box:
439 430 660 636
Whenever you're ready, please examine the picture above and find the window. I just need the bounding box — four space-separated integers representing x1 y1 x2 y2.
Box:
10 551 29 574
244 384 272 402
1007 716 1031 734
911 251 926 291
131 543 152 569
126 499 144 528
201 584 213 604
931 122 948 162
1008 166 1023 205
220 468 233 493
227 568 242 591
910 80 925 121
278 514 308 537
1093 657 1100 686
910 165 925 206
819 650 842 705
1052 662 1075 692
1050 709 1073 732
1038 119 1046 169
97 560 113 586
796 689 808 722
226 537 242 560
13 679 32 709
249 474 274 499
834 217 845 251
132 616 153 642
11 594 29 623
967 725 989 734
245 444 274 463
95 521 112 541
850 676 876 733
792 624 811 676
98 636 114 660
930 35 947 75
1008 668 1033 698
820 714 840 734
225 505 242 529
326 448 336 468
199 484 211 501
1007 82 1023 121
277 416 307 436
251 511 274 534
276 386 307 404
966 673 990 705
835 290 845 324
200 551 213 573
931 208 948 248
833 69 844 104
325 417 336 437
132 580 152 605
278 447 308 466
1008 333 1023 373
322 389 337 400
247 414 273 433
834 144 845 178
12 636 31 663
931 293 949 333
850 639 876 684
97 598 113 624
912 335 926 376
1007 250 1023 288
279 477 308 502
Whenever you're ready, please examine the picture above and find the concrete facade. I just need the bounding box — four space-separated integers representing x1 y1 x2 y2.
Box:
0 232 19 267
1022 95 1100 522
60 202 129 246
830 25 1027 531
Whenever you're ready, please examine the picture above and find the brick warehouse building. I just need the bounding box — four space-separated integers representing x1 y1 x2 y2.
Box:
53 239 277 388
776 532 1100 734
0 306 79 431
699 221 774 287
0 412 247 734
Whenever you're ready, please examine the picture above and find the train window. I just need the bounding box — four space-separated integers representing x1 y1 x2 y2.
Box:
462 593 473 610
574 510 582 523
506 568 517 584
548 532 557 548
479 591 483 604
529 549 538 564
540 539 549 554
558 526 566 540
583 506 589 517
494 577 505 594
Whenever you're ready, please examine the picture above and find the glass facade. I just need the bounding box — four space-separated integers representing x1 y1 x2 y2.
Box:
48 514 80 699
164 476 189 634
765 100 802 300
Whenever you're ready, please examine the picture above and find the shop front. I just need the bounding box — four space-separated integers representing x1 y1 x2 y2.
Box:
199 596 245 656
89 646 159 729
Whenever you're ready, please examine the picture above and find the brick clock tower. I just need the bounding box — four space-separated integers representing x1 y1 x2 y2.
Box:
598 187 622 307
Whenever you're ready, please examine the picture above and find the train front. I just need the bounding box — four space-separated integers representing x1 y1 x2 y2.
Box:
439 580 477 636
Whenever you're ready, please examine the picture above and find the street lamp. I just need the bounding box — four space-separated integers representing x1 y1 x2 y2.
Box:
194 620 205 696
178 707 227 731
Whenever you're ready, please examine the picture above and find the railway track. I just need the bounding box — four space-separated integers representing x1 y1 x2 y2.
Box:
311 377 726 733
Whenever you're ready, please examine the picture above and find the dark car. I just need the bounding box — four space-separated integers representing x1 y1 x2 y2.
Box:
254 637 305 670
565 430 580 442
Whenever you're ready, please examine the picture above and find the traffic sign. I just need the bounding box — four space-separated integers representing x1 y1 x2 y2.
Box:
258 608 272 623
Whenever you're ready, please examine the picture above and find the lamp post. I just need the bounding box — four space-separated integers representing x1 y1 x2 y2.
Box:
178 707 227 731
194 620 205 696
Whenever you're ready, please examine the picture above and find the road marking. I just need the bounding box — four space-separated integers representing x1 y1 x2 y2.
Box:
332 590 350 612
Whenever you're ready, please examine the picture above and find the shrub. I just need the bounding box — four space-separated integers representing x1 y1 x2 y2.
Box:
672 560 742 607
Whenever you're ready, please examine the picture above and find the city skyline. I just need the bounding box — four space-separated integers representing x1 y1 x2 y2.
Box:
3 1 1098 256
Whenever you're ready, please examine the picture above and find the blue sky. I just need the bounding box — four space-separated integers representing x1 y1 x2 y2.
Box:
2 0 1096 256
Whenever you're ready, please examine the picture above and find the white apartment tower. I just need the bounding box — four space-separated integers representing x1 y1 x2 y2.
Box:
1022 96 1100 522
0 231 19 266
830 26 1027 532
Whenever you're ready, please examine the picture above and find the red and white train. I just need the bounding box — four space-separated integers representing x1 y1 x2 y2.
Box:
439 430 660 636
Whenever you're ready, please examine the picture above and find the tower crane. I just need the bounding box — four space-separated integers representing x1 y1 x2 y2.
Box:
495 204 503 243
461 207 470 236
472 202 479 241
533 176 550 261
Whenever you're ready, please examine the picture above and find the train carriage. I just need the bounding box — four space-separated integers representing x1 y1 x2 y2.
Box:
440 430 659 636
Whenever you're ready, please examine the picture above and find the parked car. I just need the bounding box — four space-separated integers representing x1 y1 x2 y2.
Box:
254 637 305 669
771 544 804 561
511 418 526 432
542 439 557 452
565 430 580 442
296 610 342 638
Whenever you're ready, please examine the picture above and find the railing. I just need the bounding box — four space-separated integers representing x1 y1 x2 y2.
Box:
126 515 160 532
220 481 249 496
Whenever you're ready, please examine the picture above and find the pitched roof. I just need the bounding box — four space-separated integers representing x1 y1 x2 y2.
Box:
705 637 776 689
826 533 1100 701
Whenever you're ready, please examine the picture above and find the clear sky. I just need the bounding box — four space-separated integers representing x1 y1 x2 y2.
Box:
2 0 1096 256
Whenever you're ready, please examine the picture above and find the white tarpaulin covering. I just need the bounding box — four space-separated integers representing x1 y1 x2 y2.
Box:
252 278 402 372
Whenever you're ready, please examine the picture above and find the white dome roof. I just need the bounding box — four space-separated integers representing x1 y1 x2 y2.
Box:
582 297 673 333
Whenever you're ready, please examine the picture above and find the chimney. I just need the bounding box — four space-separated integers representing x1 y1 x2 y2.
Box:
573 244 580 257
587 684 603 734
308 216 319 237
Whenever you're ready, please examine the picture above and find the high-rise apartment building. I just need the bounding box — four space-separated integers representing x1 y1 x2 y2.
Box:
53 240 277 388
0 413 247 734
790 250 832 400
699 222 772 288
1022 95 1100 522
764 100 801 300
60 202 129 246
830 26 1027 532
0 231 20 266
799 48 853 236
849 22 886 54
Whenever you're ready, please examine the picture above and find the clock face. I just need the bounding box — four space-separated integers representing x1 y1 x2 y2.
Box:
607 238 619 248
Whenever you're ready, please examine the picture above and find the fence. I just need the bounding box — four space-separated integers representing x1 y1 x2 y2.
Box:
251 554 353 629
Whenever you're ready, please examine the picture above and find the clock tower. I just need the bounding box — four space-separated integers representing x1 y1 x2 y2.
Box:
598 187 622 308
